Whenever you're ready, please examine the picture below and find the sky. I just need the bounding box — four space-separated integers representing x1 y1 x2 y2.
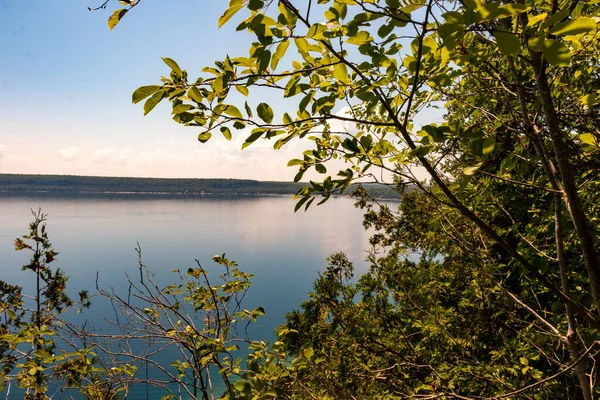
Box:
0 1 438 182
0 0 319 181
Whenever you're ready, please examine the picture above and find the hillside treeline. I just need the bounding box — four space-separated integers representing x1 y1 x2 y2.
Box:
0 174 401 199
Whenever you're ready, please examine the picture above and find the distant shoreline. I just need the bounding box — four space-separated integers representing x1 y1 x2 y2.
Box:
0 173 402 199
0 189 294 197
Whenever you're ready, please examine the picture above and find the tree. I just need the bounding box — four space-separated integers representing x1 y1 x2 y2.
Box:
0 210 108 399
95 0 600 397
1 212 325 400
80 249 275 400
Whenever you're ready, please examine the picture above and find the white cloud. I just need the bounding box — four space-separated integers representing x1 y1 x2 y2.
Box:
0 145 6 160
57 146 81 162
91 147 131 164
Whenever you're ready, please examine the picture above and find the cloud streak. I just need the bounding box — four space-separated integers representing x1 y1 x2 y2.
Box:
57 146 81 162
91 148 131 164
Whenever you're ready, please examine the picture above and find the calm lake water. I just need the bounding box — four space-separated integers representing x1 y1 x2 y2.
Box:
0 193 374 399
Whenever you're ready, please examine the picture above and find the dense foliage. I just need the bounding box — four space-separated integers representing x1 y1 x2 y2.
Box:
2 0 599 398
116 0 598 397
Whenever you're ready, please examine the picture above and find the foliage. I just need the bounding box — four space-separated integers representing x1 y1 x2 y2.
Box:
97 0 600 397
1 213 315 400
0 210 111 399
283 188 600 398
83 249 261 399
50 0 600 397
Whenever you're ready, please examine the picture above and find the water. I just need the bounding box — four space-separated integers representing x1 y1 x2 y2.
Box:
0 193 373 399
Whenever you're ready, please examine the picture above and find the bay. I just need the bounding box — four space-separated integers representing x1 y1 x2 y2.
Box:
0 193 372 399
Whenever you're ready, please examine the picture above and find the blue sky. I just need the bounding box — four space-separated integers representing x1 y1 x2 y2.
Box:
0 0 312 180
0 1 439 181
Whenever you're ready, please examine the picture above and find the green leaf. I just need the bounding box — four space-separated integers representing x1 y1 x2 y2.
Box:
494 31 521 56
315 164 327 174
497 4 530 17
258 49 271 74
482 136 496 155
378 23 394 38
132 85 160 104
542 8 570 29
294 196 310 212
218 0 244 28
235 85 249 96
198 132 212 143
162 57 182 76
527 36 544 52
220 126 232 140
549 17 596 36
463 162 483 175
294 38 309 54
222 105 243 119
307 23 327 40
143 91 165 115
266 388 283 397
108 9 127 31
580 133 597 146
346 31 373 45
248 0 264 11
303 347 315 359
520 357 529 366
333 62 348 82
172 104 194 115
242 129 265 149
271 39 290 70
582 94 597 107
287 159 304 167
541 39 571 66
257 103 274 123
233 380 251 393
244 101 253 118
526 13 547 27
188 87 204 103
410 145 433 158
294 169 305 182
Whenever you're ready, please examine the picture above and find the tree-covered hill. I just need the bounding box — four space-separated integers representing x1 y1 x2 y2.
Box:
0 173 401 198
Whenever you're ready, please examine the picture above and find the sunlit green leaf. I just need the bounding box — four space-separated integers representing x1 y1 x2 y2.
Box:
482 136 496 155
218 0 244 28
198 132 212 143
580 133 597 146
220 126 232 140
143 91 165 115
162 57 182 76
303 347 315 359
346 31 373 45
333 62 348 82
463 163 483 175
222 105 243 119
549 17 596 36
541 39 571 66
132 85 160 104
257 103 274 123
108 8 127 31
242 129 265 149
582 94 597 107
188 86 204 103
